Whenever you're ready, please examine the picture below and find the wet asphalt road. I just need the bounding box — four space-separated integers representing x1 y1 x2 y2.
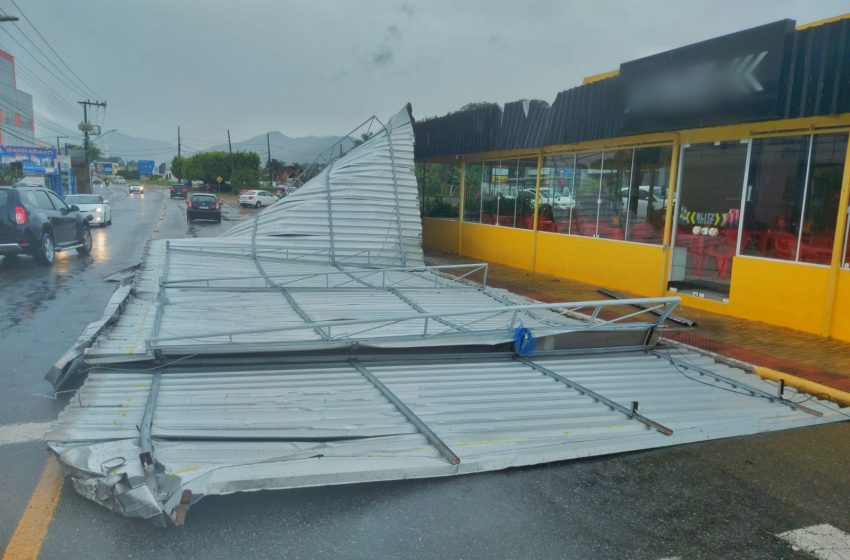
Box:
1 187 849 559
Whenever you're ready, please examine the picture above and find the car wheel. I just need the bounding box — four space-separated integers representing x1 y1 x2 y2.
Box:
107 218 112 226
255 201 261 208
34 231 55 266
76 226 92 255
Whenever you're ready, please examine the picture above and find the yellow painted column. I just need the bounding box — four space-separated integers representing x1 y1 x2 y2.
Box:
821 136 850 336
457 158 465 255
531 151 543 272
660 135 681 295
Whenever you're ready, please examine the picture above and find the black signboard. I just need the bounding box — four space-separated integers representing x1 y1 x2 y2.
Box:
619 20 795 134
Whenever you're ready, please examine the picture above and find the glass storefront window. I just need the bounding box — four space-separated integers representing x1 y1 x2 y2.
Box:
480 160 513 226
468 158 540 229
741 135 809 261
799 133 848 265
418 162 461 219
463 161 483 222
624 147 671 244
737 133 847 266
515 158 540 229
540 154 576 234
572 152 604 236
538 147 672 243
669 141 748 298
597 150 631 240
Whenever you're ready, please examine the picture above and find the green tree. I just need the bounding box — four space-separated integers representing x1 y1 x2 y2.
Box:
230 166 260 189
171 155 184 180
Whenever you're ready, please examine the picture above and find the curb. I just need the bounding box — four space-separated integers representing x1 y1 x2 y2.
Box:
752 365 850 407
661 337 850 407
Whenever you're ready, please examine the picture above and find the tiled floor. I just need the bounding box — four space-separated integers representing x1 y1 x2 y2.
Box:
425 251 850 392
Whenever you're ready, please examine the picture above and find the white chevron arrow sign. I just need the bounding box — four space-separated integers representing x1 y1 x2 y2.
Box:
729 50 768 93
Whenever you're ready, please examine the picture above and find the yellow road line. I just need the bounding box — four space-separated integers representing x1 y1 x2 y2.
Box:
2 457 64 560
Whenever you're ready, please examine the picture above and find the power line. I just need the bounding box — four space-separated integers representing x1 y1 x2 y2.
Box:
7 0 100 100
9 60 79 117
0 25 88 103
0 7 92 100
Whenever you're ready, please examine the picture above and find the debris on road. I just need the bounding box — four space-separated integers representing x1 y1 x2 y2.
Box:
45 106 850 526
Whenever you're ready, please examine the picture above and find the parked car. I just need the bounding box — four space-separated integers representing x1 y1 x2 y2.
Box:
128 183 144 194
170 184 189 198
186 193 222 223
239 190 277 208
114 177 127 185
65 194 112 226
0 185 92 265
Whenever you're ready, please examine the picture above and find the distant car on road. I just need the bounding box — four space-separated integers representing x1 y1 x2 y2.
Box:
114 177 127 185
0 185 92 265
128 183 144 194
65 194 111 226
239 190 277 208
186 193 222 223
170 184 189 199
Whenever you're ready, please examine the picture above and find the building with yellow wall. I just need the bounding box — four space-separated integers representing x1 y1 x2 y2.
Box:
413 15 850 342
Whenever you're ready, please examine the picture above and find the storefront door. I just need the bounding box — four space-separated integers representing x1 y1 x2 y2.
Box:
668 140 749 300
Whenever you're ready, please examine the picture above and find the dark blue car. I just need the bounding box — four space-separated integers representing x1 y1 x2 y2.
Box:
0 185 93 265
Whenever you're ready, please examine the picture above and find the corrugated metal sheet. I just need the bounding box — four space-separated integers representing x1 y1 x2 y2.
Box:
414 19 850 160
226 106 423 268
45 102 849 527
47 350 849 524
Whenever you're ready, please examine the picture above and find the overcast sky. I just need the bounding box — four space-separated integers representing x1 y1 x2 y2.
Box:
7 0 849 147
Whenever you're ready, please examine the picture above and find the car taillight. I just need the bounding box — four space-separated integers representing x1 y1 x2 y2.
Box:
216 200 221 209
248 196 254 199
187 200 192 209
14 205 26 225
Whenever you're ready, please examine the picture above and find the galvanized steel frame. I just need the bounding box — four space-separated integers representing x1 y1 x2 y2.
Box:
145 297 681 352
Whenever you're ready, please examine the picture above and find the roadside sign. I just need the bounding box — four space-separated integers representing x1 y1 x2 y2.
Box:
138 160 155 176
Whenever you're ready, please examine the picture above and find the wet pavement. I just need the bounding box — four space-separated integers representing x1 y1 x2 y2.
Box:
1 193 849 559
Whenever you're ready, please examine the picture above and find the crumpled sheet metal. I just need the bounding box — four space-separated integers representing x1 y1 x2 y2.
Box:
46 352 850 525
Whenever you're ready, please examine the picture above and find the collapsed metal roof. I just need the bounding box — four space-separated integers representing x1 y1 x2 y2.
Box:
45 106 849 526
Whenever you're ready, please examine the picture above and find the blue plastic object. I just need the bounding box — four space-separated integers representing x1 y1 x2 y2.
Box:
513 325 536 356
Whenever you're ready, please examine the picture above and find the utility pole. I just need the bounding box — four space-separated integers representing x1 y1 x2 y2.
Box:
56 135 68 192
266 132 272 187
78 99 106 193
177 125 181 158
226 129 233 194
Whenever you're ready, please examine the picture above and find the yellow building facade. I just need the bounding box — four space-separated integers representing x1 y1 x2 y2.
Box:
415 15 850 341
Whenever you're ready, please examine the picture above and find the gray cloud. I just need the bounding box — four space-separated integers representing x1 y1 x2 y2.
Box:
11 0 848 144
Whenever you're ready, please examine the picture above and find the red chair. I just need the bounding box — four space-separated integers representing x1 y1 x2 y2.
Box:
769 232 798 260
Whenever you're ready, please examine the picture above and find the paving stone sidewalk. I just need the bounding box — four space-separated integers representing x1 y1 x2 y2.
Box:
425 251 850 393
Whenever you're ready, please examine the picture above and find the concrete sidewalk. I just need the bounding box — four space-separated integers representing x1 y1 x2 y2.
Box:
425 250 850 396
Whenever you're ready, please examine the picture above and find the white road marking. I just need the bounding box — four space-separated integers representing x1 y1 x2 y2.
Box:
0 421 53 446
777 524 850 560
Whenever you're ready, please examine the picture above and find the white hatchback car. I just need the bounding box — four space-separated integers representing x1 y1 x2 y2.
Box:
128 183 144 194
239 190 277 208
65 194 112 226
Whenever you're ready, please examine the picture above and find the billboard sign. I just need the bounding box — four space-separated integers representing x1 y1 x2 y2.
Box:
619 19 794 134
95 162 113 175
138 160 155 176
22 161 46 175
0 145 56 159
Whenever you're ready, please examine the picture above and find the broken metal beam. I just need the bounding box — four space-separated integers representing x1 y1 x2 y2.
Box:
518 357 674 436
598 288 696 327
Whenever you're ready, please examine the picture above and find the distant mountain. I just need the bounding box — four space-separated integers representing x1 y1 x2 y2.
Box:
103 131 354 166
205 131 355 165
100 132 177 164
